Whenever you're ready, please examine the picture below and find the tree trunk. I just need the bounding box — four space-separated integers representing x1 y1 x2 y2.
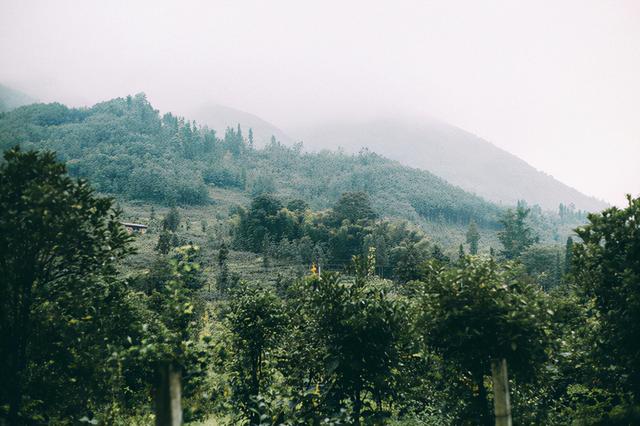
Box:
8 279 34 423
491 359 512 426
353 383 363 426
475 373 491 426
155 362 182 426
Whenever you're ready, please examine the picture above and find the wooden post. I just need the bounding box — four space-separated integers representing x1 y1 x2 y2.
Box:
155 362 183 426
491 358 512 426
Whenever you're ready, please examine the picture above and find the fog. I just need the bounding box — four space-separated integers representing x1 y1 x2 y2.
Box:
1 0 638 206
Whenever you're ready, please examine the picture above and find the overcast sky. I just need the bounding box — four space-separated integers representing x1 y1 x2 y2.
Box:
1 0 638 205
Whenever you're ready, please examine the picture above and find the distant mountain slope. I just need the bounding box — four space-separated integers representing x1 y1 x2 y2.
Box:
188 103 294 146
0 83 36 112
297 117 608 212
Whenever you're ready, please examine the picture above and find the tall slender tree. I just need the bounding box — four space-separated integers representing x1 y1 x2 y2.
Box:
498 205 538 259
466 220 480 255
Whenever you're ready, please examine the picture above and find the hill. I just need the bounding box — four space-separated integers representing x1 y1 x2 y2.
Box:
0 83 36 112
187 103 294 147
0 94 585 251
296 116 608 212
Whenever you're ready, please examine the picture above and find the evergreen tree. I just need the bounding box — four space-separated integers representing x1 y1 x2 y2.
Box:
564 236 574 274
431 244 450 264
163 206 180 232
155 229 173 254
498 205 538 259
248 128 254 149
217 242 230 294
466 220 480 254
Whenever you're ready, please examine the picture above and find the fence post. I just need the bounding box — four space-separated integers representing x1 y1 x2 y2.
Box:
491 358 512 426
155 362 183 426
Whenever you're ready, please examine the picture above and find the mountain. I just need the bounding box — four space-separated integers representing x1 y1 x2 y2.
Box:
187 103 294 146
0 95 588 250
0 83 36 112
296 117 608 212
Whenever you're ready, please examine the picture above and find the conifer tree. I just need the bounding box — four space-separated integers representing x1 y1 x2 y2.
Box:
564 236 574 274
466 220 480 255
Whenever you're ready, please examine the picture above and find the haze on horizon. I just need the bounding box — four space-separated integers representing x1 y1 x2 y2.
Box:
1 0 638 206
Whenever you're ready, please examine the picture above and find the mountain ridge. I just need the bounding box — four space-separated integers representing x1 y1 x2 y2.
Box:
295 116 608 212
0 83 36 113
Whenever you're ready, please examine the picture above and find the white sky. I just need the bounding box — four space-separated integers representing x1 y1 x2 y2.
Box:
1 0 638 205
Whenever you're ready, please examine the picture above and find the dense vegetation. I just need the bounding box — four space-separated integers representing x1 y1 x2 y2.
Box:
0 94 505 228
2 145 639 425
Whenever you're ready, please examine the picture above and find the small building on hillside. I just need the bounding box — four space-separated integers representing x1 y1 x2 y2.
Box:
121 222 148 234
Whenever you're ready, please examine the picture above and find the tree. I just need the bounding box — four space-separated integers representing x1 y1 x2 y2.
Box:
420 257 551 425
331 192 377 224
430 244 450 264
564 236 574 275
0 148 132 422
156 228 178 254
217 242 230 294
466 220 480 255
498 205 538 259
226 283 287 424
163 206 181 232
300 268 406 424
248 128 254 149
519 245 564 290
573 196 640 401
129 244 210 424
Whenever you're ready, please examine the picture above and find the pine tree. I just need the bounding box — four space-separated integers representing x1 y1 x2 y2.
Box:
466 220 480 255
564 236 574 274
248 128 254 149
155 229 173 254
163 206 180 232
498 205 538 260
217 242 230 294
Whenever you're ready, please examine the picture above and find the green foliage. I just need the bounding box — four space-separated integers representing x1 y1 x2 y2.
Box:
330 191 378 224
0 95 506 230
419 256 552 423
564 236 574 274
573 195 640 401
518 245 563 290
283 269 407 424
0 147 134 422
226 283 287 423
234 193 431 278
466 220 480 255
163 206 181 231
498 203 539 259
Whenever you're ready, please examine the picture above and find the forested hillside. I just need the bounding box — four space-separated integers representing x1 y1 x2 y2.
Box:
0 94 504 229
298 117 608 212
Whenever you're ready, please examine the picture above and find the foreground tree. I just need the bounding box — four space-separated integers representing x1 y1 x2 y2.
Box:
573 196 640 404
420 256 551 425
304 258 406 424
0 148 132 422
226 283 287 424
